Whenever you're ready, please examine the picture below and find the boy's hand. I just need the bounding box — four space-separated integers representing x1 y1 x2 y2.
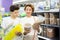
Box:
15 32 22 36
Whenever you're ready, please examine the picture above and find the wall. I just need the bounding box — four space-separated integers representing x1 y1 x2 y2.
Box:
2 0 13 12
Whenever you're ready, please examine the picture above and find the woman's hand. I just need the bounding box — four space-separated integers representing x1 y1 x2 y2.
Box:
32 23 40 32
24 31 28 35
24 27 31 35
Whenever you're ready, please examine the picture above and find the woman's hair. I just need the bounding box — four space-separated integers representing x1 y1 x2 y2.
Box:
24 4 34 12
10 5 19 12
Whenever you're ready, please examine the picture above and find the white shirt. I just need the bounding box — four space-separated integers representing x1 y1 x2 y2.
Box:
21 16 43 35
1 17 21 29
1 16 24 40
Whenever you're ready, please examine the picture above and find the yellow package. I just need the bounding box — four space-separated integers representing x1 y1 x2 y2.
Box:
4 24 24 40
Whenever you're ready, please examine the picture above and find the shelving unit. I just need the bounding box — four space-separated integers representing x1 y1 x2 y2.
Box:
39 24 60 40
34 9 59 13
34 10 60 40
38 35 51 40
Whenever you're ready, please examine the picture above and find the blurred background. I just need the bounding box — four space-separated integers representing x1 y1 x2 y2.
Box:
0 0 60 40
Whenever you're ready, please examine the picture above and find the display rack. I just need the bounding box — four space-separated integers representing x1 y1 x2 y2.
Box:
40 24 59 40
34 9 59 13
38 35 51 40
34 10 60 40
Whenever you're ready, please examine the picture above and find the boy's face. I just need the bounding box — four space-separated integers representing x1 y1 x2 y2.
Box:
11 10 19 17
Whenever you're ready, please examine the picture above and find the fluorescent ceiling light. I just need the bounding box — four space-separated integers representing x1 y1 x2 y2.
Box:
13 0 28 4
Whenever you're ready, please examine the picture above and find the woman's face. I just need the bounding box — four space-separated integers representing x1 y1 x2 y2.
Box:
25 6 32 16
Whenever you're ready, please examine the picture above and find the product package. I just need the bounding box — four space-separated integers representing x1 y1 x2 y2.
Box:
4 24 24 40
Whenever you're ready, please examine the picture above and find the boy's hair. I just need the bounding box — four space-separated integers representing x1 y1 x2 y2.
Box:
10 5 19 12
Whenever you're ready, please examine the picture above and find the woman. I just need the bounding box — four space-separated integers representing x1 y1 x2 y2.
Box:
21 4 43 40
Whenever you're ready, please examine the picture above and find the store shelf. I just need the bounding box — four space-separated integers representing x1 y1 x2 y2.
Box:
34 9 59 13
39 24 59 40
38 35 51 40
41 24 60 28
